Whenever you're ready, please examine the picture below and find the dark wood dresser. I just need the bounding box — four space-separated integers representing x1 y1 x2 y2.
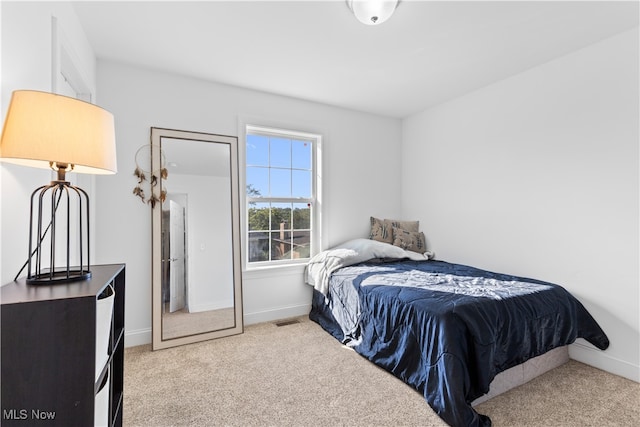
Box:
1 264 125 427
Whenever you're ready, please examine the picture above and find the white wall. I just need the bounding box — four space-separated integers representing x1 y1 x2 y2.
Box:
401 28 639 381
1 2 97 284
94 60 402 346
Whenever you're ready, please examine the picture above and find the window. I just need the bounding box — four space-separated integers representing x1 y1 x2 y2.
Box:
245 125 320 266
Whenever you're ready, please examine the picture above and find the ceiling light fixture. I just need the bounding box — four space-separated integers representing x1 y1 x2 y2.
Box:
347 0 399 26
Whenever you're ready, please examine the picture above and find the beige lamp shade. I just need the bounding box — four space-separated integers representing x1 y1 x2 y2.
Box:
0 90 117 175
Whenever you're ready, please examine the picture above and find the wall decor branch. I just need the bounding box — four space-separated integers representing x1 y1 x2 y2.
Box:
133 144 167 208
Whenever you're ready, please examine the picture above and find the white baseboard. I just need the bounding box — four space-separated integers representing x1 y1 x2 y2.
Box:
243 303 311 325
124 327 152 348
569 342 639 382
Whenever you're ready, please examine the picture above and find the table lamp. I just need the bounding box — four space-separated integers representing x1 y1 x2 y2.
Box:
0 90 117 284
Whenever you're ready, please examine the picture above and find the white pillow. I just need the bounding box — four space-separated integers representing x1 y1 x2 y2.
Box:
334 238 427 261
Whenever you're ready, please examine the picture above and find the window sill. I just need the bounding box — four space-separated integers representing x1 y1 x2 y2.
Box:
242 263 306 280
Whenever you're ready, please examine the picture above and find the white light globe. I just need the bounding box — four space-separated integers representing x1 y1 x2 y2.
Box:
348 0 399 26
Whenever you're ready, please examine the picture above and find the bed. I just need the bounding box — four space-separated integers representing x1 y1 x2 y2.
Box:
306 238 609 427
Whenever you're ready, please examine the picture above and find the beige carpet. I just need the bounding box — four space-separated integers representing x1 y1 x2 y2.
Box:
124 316 639 426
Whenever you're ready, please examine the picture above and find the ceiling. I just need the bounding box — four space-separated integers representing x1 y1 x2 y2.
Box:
73 1 639 119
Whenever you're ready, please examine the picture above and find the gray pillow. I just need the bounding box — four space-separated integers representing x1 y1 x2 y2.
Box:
369 217 419 244
369 217 393 243
392 227 427 254
389 219 419 233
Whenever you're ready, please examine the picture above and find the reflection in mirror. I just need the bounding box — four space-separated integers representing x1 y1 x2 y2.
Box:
151 128 242 350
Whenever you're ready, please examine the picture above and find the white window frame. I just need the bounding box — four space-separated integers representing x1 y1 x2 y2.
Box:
243 124 322 270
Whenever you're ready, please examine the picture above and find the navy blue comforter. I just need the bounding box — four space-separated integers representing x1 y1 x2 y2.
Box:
309 259 609 427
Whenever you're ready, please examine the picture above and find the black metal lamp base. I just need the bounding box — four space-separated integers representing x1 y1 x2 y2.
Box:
26 268 92 285
26 166 91 286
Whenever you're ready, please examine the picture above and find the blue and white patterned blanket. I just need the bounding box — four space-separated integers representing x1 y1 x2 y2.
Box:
310 259 609 427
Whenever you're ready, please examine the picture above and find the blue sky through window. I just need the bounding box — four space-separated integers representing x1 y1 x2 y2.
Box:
246 133 312 198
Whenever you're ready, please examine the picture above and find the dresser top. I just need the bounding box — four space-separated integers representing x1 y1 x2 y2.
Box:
1 264 125 304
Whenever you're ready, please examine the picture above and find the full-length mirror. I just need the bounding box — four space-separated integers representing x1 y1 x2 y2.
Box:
151 127 243 350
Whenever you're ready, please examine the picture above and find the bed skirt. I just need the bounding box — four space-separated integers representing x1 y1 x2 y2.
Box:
471 345 568 405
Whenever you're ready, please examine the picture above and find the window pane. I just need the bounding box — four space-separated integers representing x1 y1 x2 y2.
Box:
246 167 268 198
292 230 310 259
292 170 311 198
270 203 292 231
248 231 269 262
248 203 270 231
270 168 291 197
292 140 311 170
271 231 291 260
246 134 269 166
292 203 311 229
270 137 291 168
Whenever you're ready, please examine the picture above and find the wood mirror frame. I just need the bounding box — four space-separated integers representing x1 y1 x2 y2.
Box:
151 127 243 350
